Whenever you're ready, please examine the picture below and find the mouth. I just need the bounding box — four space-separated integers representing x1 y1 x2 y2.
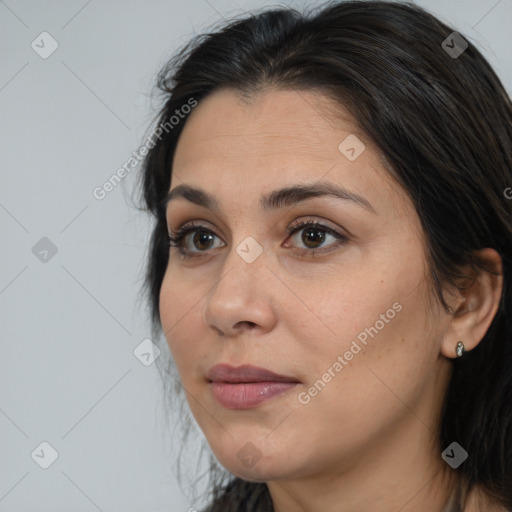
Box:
206 364 300 409
206 363 300 383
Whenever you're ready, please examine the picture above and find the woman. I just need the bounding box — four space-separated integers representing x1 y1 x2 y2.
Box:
137 1 512 510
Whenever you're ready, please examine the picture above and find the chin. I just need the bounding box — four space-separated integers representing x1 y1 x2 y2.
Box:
229 467 271 483
213 445 302 483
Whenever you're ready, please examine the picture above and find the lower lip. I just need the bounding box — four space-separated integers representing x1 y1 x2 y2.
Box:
210 381 299 409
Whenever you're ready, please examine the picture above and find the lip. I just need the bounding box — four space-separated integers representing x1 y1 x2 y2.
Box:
207 364 299 383
207 364 300 409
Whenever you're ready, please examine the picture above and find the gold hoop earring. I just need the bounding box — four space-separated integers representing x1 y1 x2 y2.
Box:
456 341 465 358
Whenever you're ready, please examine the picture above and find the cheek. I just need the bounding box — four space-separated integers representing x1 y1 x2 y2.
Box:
309 284 434 413
289 265 403 359
290 308 424 457
158 271 205 375
293 252 430 398
158 273 176 342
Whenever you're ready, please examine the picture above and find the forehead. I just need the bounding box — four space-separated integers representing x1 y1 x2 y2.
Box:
170 87 406 219
174 87 366 162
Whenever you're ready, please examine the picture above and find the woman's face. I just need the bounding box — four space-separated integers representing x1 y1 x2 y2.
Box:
159 88 453 483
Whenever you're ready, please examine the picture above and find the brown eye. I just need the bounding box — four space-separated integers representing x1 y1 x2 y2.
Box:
191 231 216 251
168 223 224 255
168 219 349 259
286 220 349 255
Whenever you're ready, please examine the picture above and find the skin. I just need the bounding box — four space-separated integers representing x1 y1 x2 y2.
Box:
159 87 504 512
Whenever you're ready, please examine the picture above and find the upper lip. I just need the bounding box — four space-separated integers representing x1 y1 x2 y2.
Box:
207 364 300 383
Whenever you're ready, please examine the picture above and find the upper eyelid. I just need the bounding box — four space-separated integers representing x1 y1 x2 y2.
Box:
168 217 343 234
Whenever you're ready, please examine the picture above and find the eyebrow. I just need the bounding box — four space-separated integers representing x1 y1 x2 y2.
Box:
163 182 376 214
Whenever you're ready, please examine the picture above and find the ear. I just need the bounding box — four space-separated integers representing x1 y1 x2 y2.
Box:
440 248 503 359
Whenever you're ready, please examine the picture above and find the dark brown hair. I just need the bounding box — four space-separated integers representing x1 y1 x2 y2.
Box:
136 1 512 510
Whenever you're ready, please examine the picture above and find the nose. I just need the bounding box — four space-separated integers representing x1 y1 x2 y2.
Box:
202 244 276 338
209 320 257 337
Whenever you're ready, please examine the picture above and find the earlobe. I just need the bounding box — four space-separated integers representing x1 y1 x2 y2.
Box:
440 248 503 359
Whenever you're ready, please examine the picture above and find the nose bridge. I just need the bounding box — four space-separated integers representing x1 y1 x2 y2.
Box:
217 233 269 296
202 233 271 332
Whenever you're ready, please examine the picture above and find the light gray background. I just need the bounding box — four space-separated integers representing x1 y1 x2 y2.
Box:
1 0 511 511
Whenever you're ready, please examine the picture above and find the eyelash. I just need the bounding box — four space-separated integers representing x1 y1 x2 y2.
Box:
167 219 349 259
